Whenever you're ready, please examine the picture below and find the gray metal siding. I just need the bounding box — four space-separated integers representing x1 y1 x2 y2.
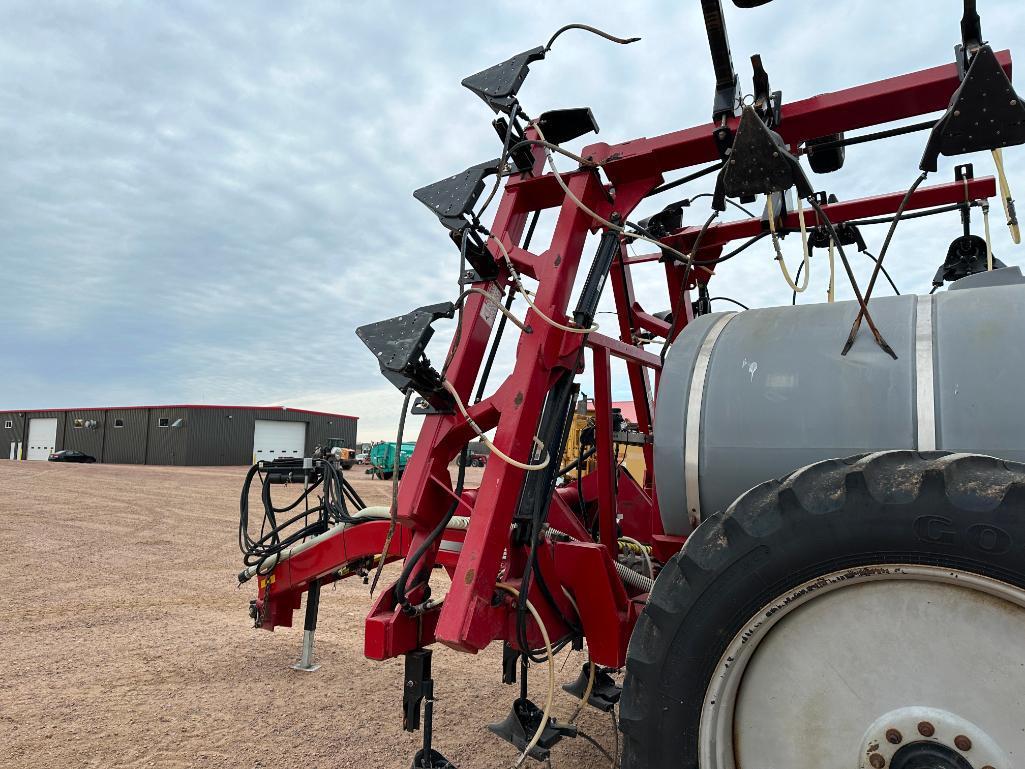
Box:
0 407 357 466
0 412 27 458
62 409 107 460
188 408 258 465
1 411 65 458
103 409 148 464
145 407 190 465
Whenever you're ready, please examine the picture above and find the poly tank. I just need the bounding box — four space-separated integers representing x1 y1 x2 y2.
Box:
654 268 1025 536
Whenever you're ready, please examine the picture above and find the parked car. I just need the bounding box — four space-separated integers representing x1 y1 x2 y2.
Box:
48 450 96 463
355 453 368 465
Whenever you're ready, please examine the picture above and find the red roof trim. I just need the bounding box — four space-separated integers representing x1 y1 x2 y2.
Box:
0 404 358 420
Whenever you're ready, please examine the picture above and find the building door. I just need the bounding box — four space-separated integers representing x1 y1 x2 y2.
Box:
252 420 306 462
26 418 58 460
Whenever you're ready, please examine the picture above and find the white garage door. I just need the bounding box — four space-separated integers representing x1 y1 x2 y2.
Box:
253 420 306 462
27 418 58 461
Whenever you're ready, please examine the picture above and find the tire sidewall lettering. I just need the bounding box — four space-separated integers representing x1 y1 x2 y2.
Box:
913 515 1013 555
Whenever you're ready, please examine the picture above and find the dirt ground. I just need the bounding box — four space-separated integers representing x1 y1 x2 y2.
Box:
0 461 622 769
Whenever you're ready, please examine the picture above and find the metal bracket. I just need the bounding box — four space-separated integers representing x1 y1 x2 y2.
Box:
461 46 547 114
920 45 1025 171
562 663 622 713
413 160 503 281
535 107 600 145
403 649 432 732
719 106 814 207
414 159 501 225
750 55 782 128
487 698 577 762
356 303 456 412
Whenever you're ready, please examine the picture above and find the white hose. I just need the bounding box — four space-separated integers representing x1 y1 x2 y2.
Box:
993 148 1021 244
442 379 550 472
496 583 555 768
489 236 598 334
767 194 811 293
458 287 531 333
532 123 701 266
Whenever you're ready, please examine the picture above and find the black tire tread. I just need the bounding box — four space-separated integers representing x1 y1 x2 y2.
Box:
620 450 1025 769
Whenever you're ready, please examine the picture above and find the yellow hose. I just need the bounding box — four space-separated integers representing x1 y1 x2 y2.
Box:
767 194 811 293
993 148 1021 244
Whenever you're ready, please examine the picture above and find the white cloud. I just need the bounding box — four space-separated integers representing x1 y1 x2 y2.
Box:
3 0 1024 442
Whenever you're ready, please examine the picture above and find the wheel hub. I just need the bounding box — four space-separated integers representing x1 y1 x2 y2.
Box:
698 566 1025 769
858 707 1008 769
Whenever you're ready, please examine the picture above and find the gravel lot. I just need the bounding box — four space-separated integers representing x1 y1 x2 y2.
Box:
0 461 620 769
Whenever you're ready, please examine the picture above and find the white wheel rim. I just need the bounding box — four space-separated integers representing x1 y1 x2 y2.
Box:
698 565 1025 769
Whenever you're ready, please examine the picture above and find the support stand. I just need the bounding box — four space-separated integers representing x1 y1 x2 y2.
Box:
291 579 321 672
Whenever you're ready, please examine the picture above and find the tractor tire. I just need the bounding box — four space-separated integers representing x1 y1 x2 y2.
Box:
620 451 1025 769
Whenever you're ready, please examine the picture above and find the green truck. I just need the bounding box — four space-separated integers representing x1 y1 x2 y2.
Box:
368 441 416 480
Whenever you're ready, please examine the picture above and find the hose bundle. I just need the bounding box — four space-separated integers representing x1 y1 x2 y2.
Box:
238 458 368 576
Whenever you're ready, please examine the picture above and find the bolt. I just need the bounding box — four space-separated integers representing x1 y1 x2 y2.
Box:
954 110 961 117
885 729 903 745
918 721 936 737
869 753 886 769
1012 99 1018 106
954 735 972 751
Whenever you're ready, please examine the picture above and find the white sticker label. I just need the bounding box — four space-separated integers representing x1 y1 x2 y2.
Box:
478 283 503 326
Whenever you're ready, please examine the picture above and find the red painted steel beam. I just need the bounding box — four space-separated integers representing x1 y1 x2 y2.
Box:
622 176 999 265
592 348 617 552
668 176 998 253
586 331 662 370
508 52 1012 202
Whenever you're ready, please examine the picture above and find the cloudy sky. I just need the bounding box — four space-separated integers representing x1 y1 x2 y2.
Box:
3 1 1024 439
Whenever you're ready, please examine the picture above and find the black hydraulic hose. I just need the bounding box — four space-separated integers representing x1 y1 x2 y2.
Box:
558 445 597 477
843 203 961 228
803 119 937 155
710 296 750 310
791 249 901 306
394 445 470 608
646 161 725 197
239 458 370 577
841 172 929 355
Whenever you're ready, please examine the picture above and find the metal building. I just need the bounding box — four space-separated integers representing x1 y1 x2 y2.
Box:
0 405 357 465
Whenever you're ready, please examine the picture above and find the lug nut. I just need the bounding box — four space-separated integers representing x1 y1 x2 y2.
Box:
868 753 886 769
885 729 903 745
917 721 935 737
954 735 972 751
